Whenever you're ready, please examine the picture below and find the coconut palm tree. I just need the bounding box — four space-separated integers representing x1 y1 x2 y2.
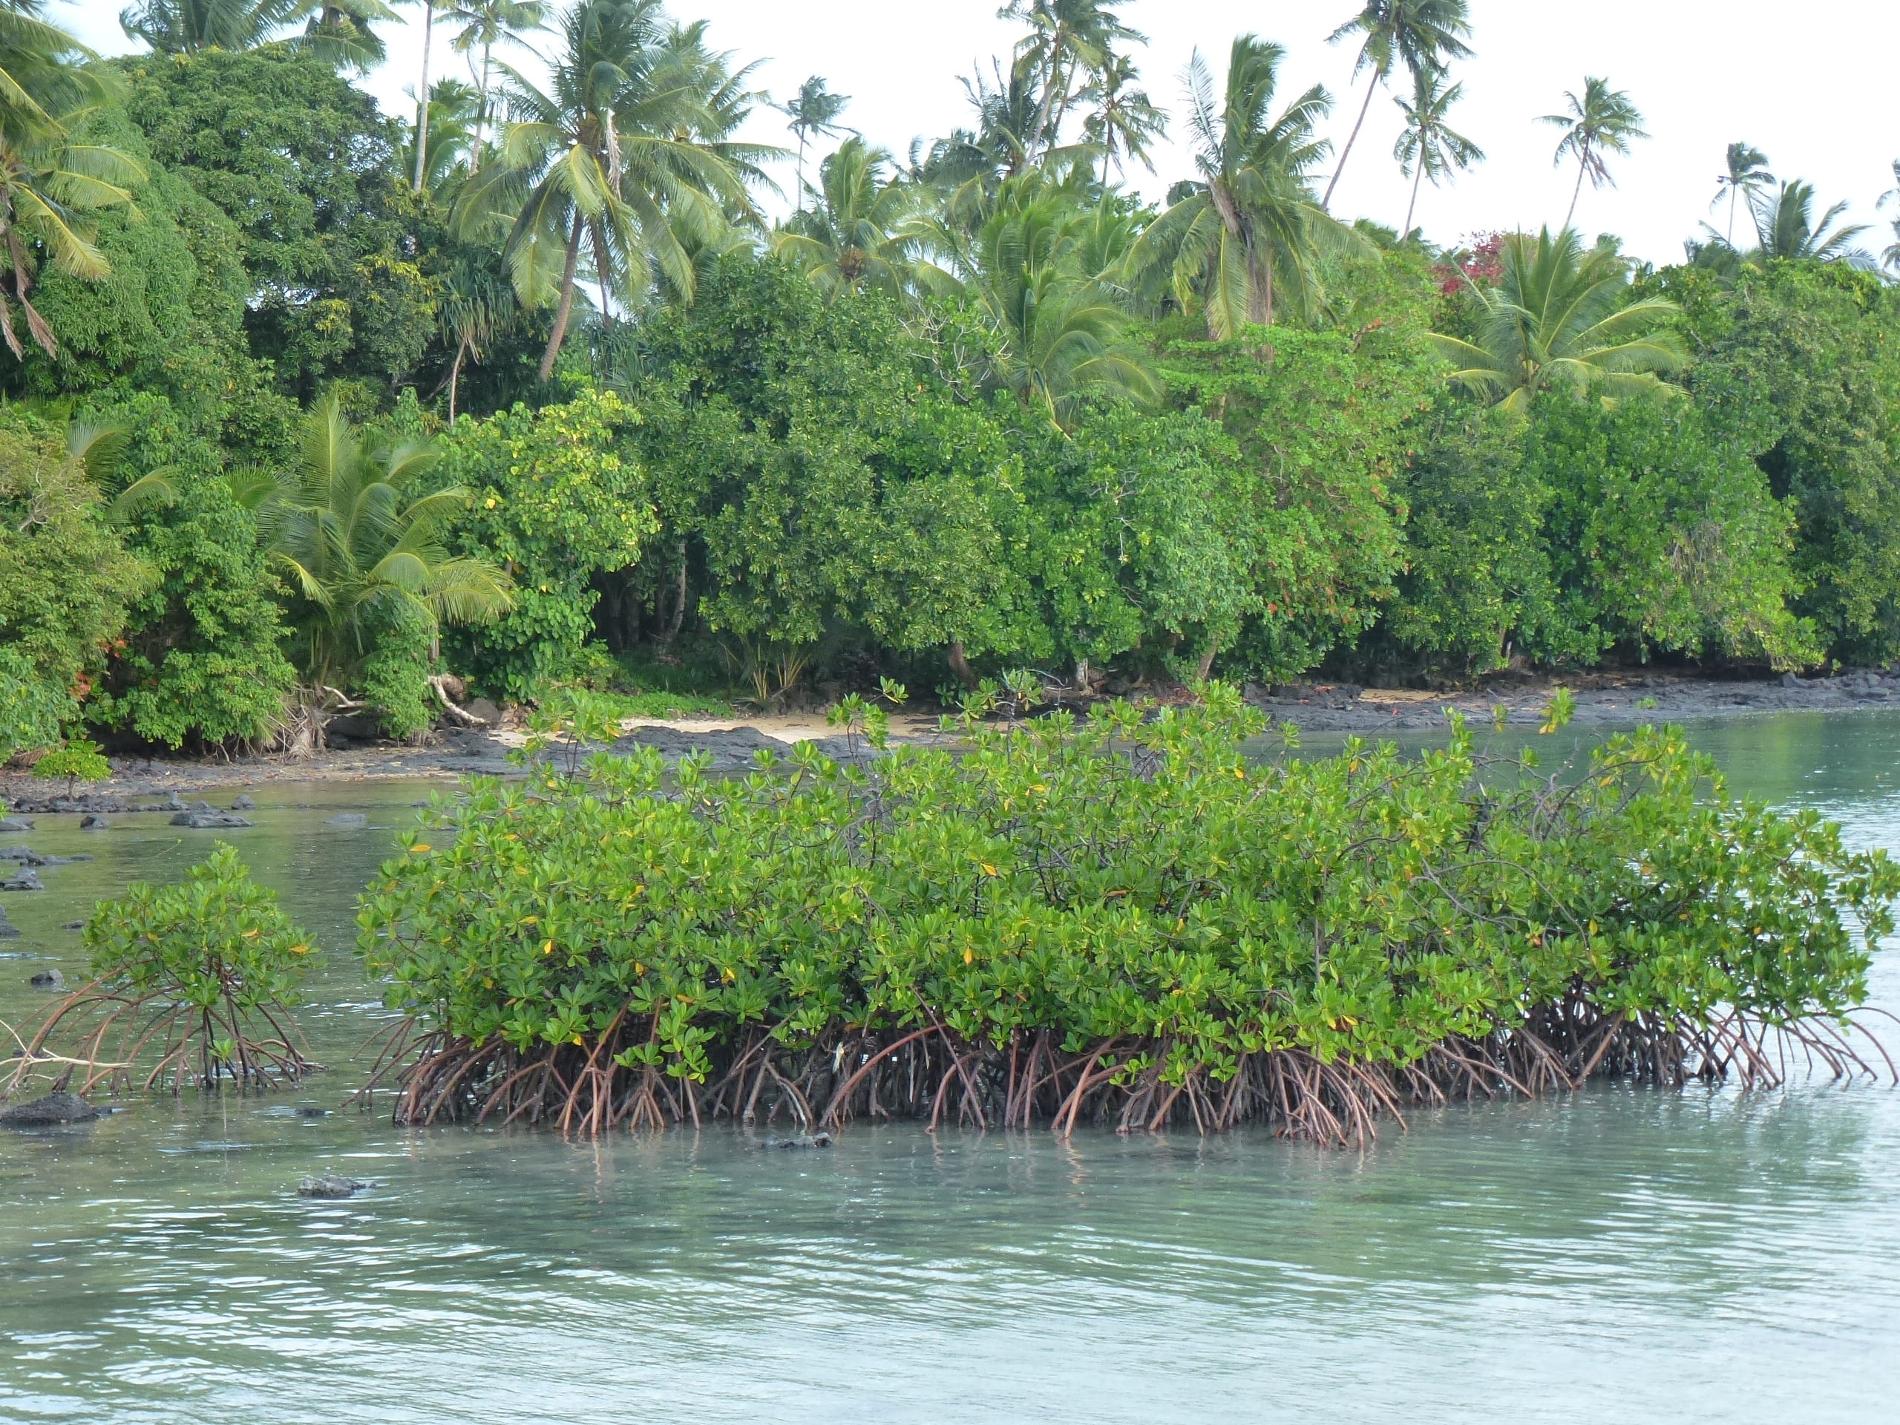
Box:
1001 0 1143 159
776 75 850 212
1748 179 1868 263
1710 142 1773 245
1127 35 1358 336
965 194 1157 426
1429 227 1685 414
301 2 398 70
0 12 143 361
443 0 550 172
1541 77 1647 232
1392 67 1482 237
1322 0 1473 211
454 0 774 382
1078 51 1166 183
243 393 511 706
401 77 480 195
773 138 930 298
118 0 304 51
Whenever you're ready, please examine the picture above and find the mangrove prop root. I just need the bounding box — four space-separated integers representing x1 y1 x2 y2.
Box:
364 994 1896 1145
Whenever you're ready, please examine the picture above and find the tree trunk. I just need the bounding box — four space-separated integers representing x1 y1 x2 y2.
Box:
947 639 977 691
1194 638 1219 684
1563 147 1589 232
1726 186 1736 245
448 338 466 422
1404 158 1425 238
794 129 806 212
592 218 614 339
1322 66 1380 211
537 213 586 382
662 540 688 643
412 2 434 193
471 37 493 173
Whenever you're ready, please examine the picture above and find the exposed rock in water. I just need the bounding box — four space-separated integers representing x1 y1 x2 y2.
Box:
231 794 256 810
0 848 91 867
79 814 110 830
0 1092 101 1127
297 1173 376 1199
0 816 32 832
762 1131 834 1150
0 906 17 938
324 813 369 829
28 969 64 990
1 868 43 892
170 811 253 829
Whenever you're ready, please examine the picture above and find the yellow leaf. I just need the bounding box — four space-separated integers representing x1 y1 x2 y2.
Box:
289 943 310 956
518 915 539 927
410 843 431 854
980 862 998 877
963 948 974 965
634 962 647 975
241 928 259 939
542 939 554 956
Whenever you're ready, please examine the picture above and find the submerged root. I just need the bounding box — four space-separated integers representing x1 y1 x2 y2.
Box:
371 996 1895 1144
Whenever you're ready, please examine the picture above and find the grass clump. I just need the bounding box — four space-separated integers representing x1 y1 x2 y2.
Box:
356 684 1899 1142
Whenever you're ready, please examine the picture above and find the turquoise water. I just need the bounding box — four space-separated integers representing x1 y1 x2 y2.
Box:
2 714 1898 1422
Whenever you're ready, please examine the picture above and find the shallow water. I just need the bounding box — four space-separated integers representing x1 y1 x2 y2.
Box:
3 713 1898 1423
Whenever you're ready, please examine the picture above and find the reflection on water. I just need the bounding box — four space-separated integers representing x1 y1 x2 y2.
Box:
3 715 1898 1423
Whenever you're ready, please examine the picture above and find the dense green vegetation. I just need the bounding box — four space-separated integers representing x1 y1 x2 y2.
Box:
353 689 1899 1139
3 0 1899 762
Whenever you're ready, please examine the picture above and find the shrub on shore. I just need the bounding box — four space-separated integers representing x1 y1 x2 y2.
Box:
356 686 1898 1141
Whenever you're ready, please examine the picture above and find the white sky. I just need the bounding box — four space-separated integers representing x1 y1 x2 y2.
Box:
61 0 1900 265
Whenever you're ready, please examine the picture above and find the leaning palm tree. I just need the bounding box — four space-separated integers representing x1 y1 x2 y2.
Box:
1322 0 1474 210
454 0 774 382
444 0 550 171
1127 35 1358 336
1429 227 1685 415
1078 50 1167 182
1710 142 1773 245
0 16 144 361
776 75 850 212
1541 77 1647 231
436 255 515 420
242 393 511 723
772 138 930 298
1392 67 1482 237
966 196 1158 426
1748 179 1869 263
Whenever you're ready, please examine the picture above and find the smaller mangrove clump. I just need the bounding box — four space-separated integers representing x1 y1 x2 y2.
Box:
356 685 1899 1143
4 844 318 1097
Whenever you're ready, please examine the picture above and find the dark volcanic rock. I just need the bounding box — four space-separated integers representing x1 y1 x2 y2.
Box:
28 969 64 990
1 868 43 892
297 1173 376 1199
170 811 253 829
0 816 32 832
762 1131 834 1150
79 814 110 830
0 1092 100 1127
0 906 17 938
231 794 256 811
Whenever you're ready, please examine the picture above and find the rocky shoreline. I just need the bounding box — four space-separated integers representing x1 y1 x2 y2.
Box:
5 670 1899 809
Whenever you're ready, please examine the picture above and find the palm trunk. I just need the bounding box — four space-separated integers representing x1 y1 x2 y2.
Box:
592 219 614 339
471 38 493 174
794 128 806 212
1726 186 1736 245
448 339 466 422
411 1 433 193
537 212 586 382
1322 66 1380 211
1563 147 1589 232
1404 159 1425 238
